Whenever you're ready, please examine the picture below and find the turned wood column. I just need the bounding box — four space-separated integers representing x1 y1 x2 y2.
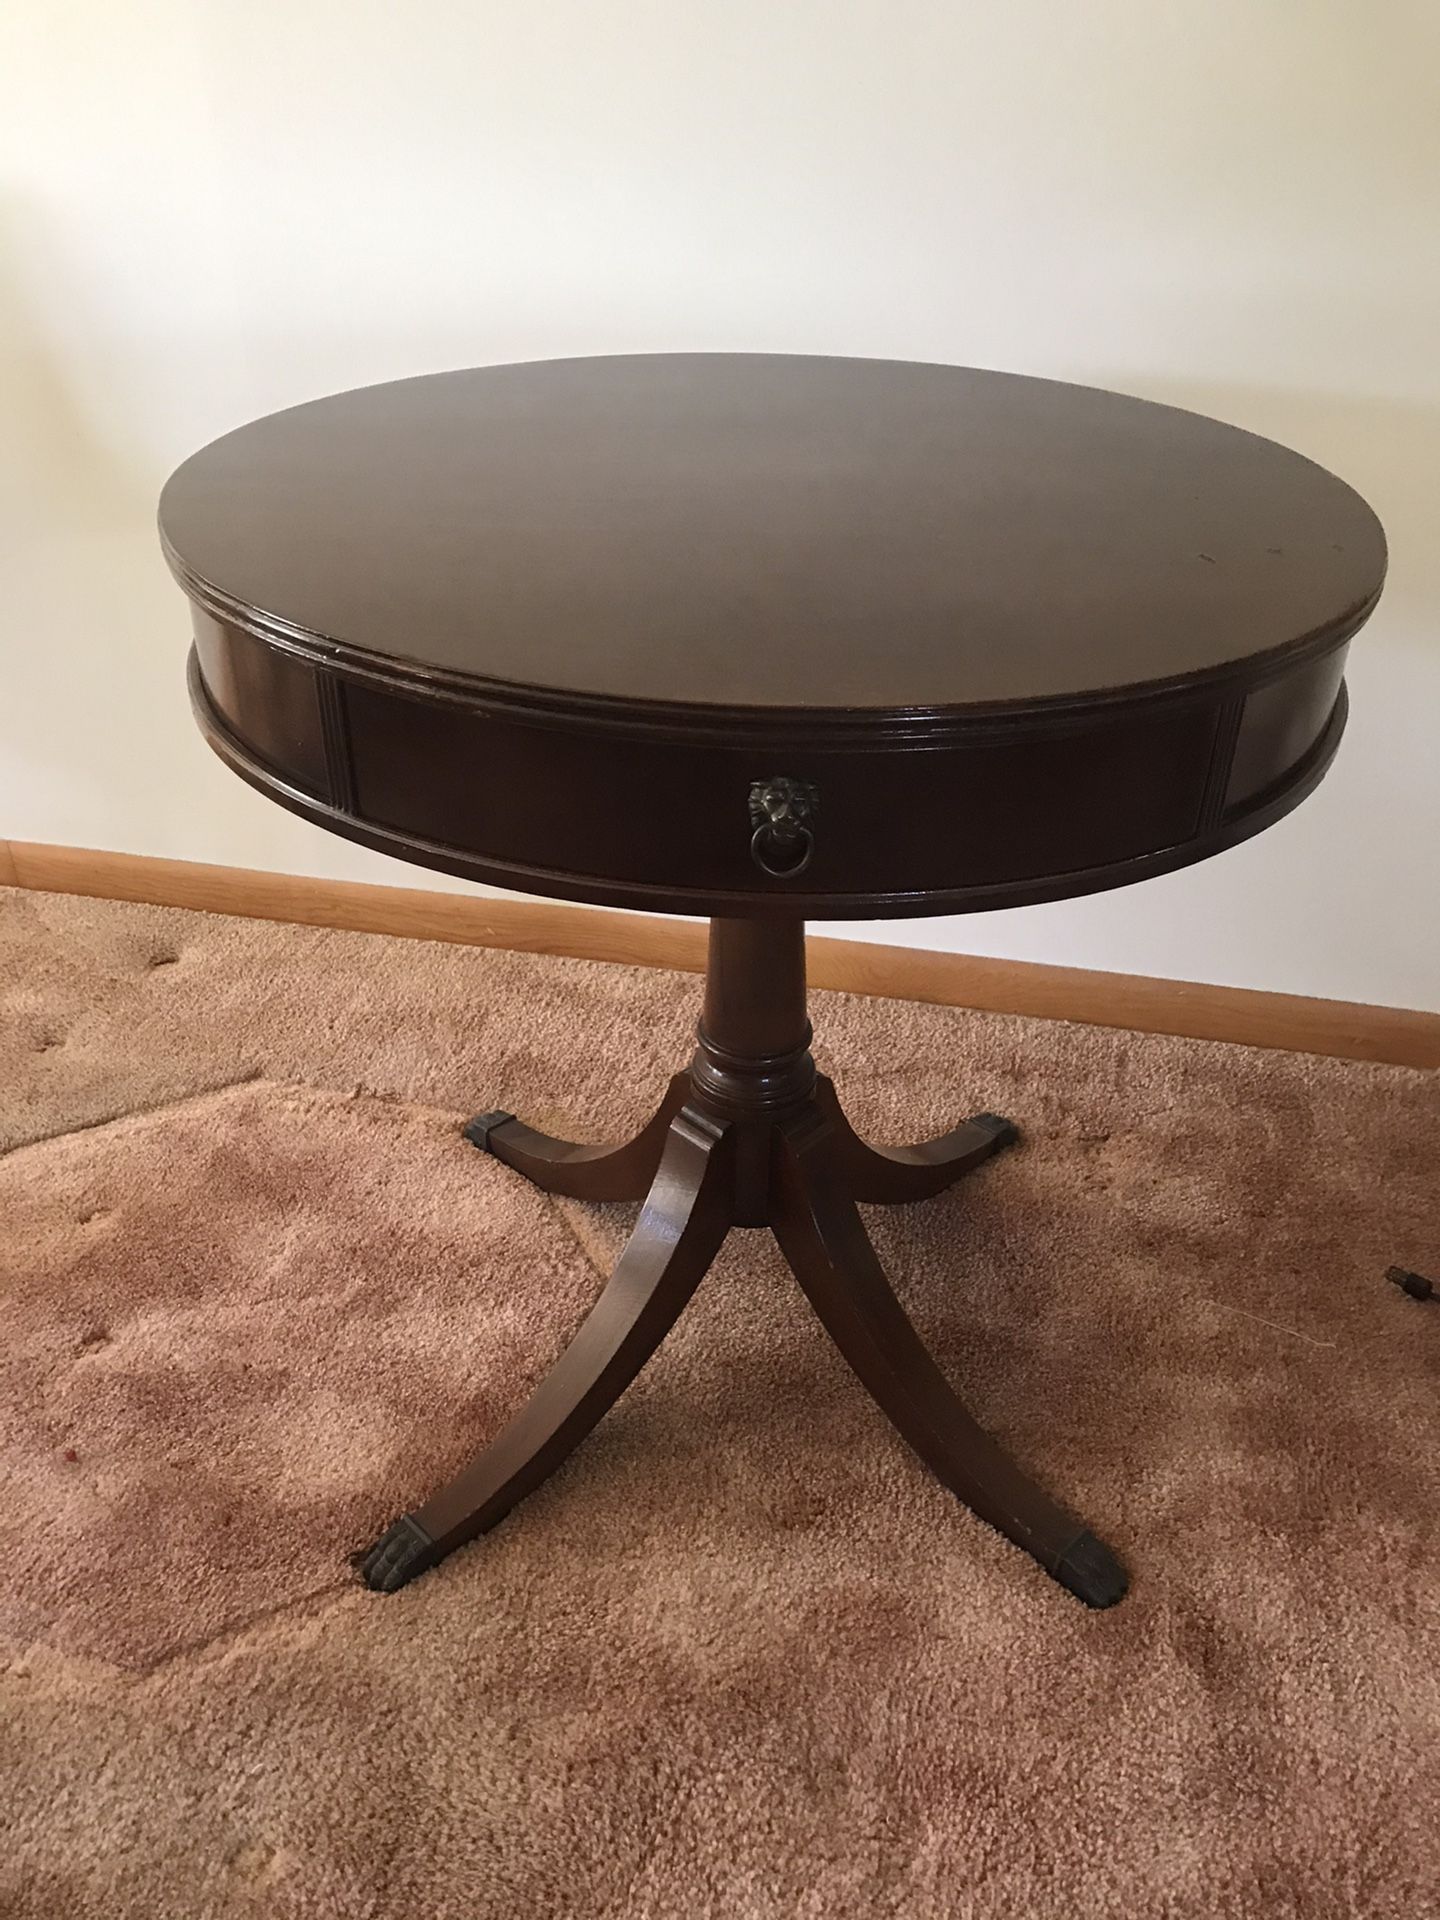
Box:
692 918 814 1223
699 919 808 1060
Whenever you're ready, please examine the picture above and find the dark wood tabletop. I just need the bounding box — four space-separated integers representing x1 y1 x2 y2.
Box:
164 354 1386 918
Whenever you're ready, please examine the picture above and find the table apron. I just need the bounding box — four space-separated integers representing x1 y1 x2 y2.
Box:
189 617 1350 919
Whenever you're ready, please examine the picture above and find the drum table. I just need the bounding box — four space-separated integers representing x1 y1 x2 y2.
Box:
161 355 1386 1609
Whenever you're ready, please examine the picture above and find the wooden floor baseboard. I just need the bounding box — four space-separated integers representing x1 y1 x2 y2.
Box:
4 838 1436 1069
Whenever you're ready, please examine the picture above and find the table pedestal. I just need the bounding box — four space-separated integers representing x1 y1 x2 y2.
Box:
359 919 1127 1608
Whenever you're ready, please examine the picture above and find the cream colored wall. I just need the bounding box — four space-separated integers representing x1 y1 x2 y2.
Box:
3 2 1437 1008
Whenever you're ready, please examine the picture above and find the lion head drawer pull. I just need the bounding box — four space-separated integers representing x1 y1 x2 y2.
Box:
749 776 819 878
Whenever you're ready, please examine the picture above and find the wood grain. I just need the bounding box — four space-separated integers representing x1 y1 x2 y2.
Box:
160 357 1385 712
4 840 1435 1070
165 358 1386 922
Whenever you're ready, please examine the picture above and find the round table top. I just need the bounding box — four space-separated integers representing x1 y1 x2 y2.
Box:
160 354 1385 721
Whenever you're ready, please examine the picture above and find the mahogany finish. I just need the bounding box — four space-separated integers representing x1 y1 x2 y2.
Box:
163 355 1387 1610
165 355 1385 920
368 921 1116 1606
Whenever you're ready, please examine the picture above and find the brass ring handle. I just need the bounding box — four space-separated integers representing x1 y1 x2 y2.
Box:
750 821 814 877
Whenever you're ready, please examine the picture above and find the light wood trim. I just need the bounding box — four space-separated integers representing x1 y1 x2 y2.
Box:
5 840 705 972
807 941 1439 1070
5 839 1436 1069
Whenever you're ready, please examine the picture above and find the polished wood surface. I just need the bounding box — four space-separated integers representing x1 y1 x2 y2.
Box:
11 841 1437 1069
163 355 1386 919
364 921 1126 1610
160 355 1382 710
363 1108 737 1593
161 358 1392 1610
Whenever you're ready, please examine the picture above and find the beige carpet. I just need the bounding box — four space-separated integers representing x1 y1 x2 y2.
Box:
1 884 1436 1919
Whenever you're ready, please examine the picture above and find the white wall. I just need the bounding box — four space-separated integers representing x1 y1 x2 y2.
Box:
3 1 1437 1010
